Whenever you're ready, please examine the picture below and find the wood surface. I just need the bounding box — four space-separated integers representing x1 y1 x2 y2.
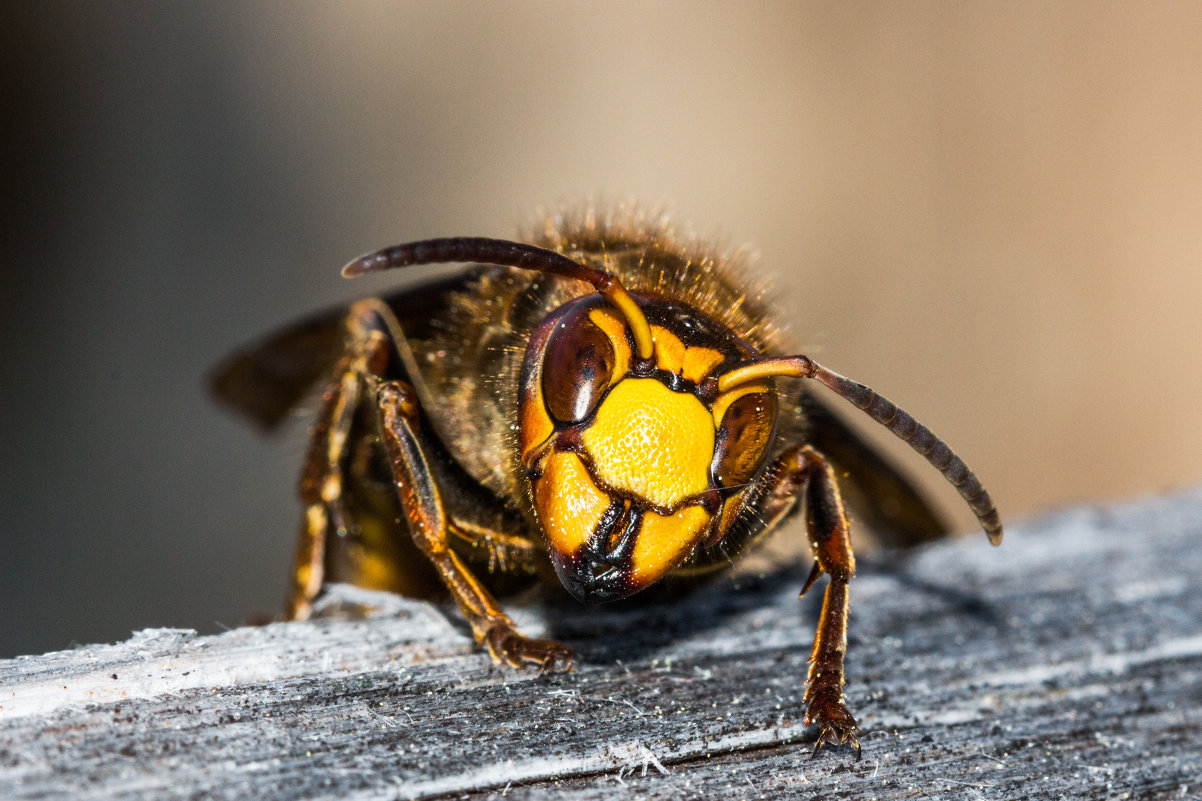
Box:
3 489 1201 800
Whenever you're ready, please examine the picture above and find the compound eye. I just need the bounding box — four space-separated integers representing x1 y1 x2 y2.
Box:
543 308 616 423
713 392 777 487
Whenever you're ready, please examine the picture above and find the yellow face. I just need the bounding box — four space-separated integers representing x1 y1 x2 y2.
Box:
519 296 777 602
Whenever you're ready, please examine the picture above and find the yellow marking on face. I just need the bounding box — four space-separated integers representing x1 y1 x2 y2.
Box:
711 381 770 428
681 346 726 384
630 506 711 584
587 308 630 385
519 380 555 462
587 309 725 387
534 451 610 556
581 378 714 510
650 325 685 374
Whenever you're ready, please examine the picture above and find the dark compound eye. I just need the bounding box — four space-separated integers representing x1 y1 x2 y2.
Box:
713 392 777 488
542 307 616 423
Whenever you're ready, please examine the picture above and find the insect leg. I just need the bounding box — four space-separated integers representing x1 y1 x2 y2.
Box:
287 339 378 621
376 380 575 672
769 444 863 756
446 519 545 576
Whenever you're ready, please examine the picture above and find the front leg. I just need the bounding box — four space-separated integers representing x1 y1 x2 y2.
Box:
376 381 574 672
769 445 862 756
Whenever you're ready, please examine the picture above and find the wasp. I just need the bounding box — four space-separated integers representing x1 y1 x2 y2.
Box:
212 208 1001 754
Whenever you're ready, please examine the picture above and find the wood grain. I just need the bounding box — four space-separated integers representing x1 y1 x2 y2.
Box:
3 490 1201 800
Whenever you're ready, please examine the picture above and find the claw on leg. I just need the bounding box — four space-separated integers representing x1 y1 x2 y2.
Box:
804 683 862 759
484 623 576 673
802 573 861 758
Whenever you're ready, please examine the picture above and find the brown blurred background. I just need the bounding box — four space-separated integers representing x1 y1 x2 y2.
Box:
3 2 1201 658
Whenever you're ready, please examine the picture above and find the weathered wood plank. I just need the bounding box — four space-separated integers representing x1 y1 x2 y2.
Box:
3 490 1201 800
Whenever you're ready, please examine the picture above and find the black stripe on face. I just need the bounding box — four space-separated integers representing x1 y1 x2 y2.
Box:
557 498 644 603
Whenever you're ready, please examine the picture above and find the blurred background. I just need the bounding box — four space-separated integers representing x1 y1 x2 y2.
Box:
3 2 1201 659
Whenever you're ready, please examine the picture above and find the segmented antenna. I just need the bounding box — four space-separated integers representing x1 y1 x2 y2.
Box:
342 237 655 361
718 356 1003 545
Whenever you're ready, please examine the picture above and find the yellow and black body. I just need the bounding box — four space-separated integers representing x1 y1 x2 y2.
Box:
212 208 1001 755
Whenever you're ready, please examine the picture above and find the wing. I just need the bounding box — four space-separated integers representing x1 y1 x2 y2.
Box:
209 307 347 431
208 275 476 431
801 391 951 547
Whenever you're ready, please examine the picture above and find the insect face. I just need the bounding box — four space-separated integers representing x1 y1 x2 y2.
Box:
518 294 777 601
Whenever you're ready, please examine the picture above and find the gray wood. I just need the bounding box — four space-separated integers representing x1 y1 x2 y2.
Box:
3 489 1201 800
